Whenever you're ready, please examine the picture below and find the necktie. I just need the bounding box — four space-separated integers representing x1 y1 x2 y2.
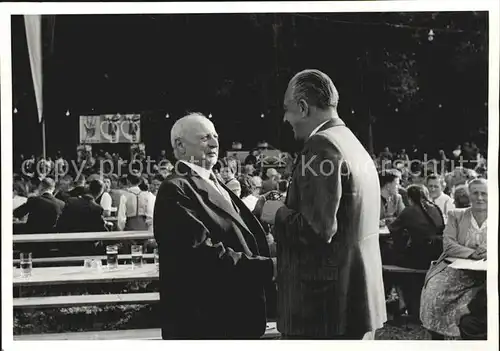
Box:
209 173 233 204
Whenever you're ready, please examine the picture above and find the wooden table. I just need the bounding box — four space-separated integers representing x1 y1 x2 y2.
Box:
13 230 152 244
13 253 155 265
13 263 158 287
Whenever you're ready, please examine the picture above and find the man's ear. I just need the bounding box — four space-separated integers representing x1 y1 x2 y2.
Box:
175 139 185 155
298 99 309 117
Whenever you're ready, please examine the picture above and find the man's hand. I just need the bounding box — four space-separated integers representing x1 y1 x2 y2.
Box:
384 217 396 226
470 247 487 260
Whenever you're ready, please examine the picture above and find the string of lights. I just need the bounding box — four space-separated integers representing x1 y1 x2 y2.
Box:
291 13 484 35
12 109 267 120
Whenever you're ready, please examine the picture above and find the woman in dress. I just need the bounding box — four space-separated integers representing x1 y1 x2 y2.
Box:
387 184 445 317
420 178 487 339
238 174 260 211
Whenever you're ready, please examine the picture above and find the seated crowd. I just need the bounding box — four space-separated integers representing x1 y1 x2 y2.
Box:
12 142 488 339
378 160 487 339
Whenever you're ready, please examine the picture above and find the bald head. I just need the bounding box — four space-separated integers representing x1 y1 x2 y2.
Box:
170 113 211 147
170 113 219 169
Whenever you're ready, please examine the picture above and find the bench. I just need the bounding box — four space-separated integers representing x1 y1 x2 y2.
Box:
13 291 281 339
15 323 280 340
14 292 160 309
382 265 428 274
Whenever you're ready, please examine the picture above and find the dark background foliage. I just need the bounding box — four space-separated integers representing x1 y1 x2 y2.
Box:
12 12 488 158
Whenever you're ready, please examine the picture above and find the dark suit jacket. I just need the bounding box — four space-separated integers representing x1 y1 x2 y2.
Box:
55 190 71 203
69 186 86 198
274 118 387 338
55 194 107 233
13 193 65 234
153 162 274 339
388 204 445 269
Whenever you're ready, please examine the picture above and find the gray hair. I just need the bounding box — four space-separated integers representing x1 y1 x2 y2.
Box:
170 112 211 150
289 69 339 110
467 177 487 189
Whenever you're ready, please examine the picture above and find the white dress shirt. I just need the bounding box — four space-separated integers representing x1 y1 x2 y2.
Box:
124 186 155 229
180 160 233 203
100 192 112 213
13 195 28 211
242 194 259 211
308 120 330 139
116 194 127 231
432 192 455 221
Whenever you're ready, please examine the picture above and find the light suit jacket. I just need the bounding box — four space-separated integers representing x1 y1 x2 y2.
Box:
274 118 387 338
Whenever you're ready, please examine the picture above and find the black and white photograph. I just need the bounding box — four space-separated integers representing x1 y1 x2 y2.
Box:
1 1 498 348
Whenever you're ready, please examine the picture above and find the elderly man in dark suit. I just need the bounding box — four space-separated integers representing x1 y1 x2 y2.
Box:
256 69 387 339
153 113 276 339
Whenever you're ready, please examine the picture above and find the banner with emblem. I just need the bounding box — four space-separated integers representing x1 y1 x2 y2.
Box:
258 150 288 168
79 114 141 144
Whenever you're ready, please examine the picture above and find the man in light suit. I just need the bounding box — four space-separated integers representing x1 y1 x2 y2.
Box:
153 113 276 339
256 69 387 339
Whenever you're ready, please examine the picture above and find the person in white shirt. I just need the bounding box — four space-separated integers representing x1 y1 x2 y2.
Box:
107 174 128 231
426 174 455 222
238 174 260 211
87 173 113 217
123 173 155 231
100 176 113 217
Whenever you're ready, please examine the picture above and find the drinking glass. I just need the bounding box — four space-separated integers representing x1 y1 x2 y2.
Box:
91 259 103 273
106 244 119 270
83 258 93 269
154 248 159 270
20 252 32 278
131 245 143 269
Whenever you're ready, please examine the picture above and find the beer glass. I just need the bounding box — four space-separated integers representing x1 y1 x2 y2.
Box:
20 252 32 278
106 244 119 270
131 245 143 269
154 248 159 270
